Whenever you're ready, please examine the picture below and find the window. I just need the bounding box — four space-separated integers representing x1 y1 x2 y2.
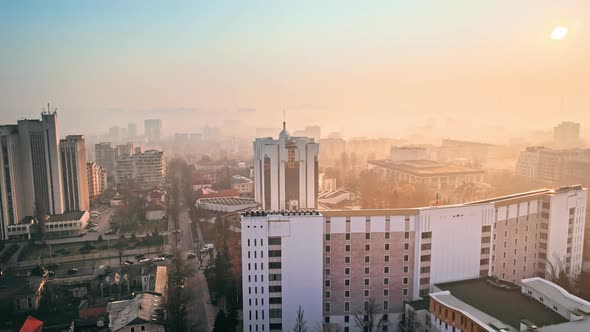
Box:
364 278 370 286
421 243 431 250
404 255 409 262
344 315 350 323
384 266 390 273
346 233 351 240
482 225 491 232
269 262 281 269
420 266 430 273
364 267 370 274
344 302 350 312
403 288 408 296
403 277 408 285
385 243 390 250
365 256 370 263
385 233 390 239
325 268 331 276
325 234 331 241
269 285 282 292
421 232 432 239
325 291 331 298
345 290 350 297
384 277 389 285
325 245 331 253
141 326 146 331
269 237 281 245
420 277 430 285
345 267 350 275
345 279 350 286
324 302 331 313
131 328 135 332
364 289 370 297
384 255 390 263
365 244 371 251
269 297 282 304
325 257 331 264
384 289 389 296
383 301 389 310
421 255 431 262
345 244 351 252
403 243 409 250
325 279 330 287
366 233 371 240
345 256 351 264
404 232 410 239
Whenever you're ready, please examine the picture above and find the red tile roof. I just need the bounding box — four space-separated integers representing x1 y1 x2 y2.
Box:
20 316 43 332
79 306 107 318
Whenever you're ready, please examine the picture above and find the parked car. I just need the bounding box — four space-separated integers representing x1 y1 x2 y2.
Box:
200 243 214 253
162 253 174 259
88 228 98 232
124 260 134 265
135 254 146 260
139 258 151 264
152 256 165 262
67 268 79 274
187 253 196 259
105 229 115 235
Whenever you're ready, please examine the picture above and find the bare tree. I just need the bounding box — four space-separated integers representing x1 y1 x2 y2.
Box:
353 298 385 332
406 309 422 332
313 321 331 332
548 254 572 291
293 306 308 332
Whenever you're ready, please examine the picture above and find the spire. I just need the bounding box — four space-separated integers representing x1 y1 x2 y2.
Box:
279 112 290 140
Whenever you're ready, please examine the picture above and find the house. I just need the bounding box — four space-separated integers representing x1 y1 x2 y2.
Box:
146 190 166 204
145 201 166 222
107 293 165 332
19 315 43 332
230 175 254 195
191 172 212 191
0 276 47 313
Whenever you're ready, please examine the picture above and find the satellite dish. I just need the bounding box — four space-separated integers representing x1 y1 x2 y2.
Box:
97 321 105 327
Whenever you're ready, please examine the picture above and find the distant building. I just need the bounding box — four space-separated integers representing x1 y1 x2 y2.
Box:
293 125 321 140
144 119 162 144
60 135 90 212
115 142 134 157
231 175 254 194
318 138 346 164
197 197 259 213
114 150 167 188
515 146 590 183
318 173 337 192
390 146 429 161
368 159 485 190
145 201 166 221
438 139 494 168
127 123 137 140
405 276 590 332
95 142 116 172
241 185 587 332
317 189 351 205
108 126 120 142
253 122 319 210
107 293 165 332
554 121 580 148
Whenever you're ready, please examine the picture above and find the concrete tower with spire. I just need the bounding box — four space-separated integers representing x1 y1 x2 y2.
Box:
253 121 319 210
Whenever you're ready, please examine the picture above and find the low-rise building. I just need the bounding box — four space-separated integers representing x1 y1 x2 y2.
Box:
317 190 352 206
368 159 485 190
107 293 164 332
404 276 590 332
197 197 259 212
231 175 254 194
7 211 89 240
145 201 166 221
0 276 46 314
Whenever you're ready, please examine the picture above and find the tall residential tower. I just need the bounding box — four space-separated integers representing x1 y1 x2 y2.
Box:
60 135 90 211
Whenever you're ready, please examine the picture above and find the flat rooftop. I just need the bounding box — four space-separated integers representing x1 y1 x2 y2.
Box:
435 278 566 329
368 159 484 177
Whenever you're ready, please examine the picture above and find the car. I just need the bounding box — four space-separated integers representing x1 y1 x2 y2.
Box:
47 270 55 277
135 254 146 260
162 253 174 259
105 229 115 235
200 243 214 253
124 260 134 265
88 228 98 232
90 222 98 227
153 257 165 262
187 253 196 259
67 268 79 274
139 258 151 264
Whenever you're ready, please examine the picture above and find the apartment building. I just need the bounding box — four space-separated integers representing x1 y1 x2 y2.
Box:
60 135 89 212
240 185 586 332
114 149 167 188
87 161 107 201
95 142 116 172
515 146 590 183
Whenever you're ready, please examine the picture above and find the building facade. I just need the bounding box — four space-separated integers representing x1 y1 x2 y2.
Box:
554 121 580 148
253 122 319 210
114 149 167 188
87 161 107 201
515 146 590 183
60 135 90 212
241 186 586 332
95 142 116 172
0 125 26 239
144 119 162 144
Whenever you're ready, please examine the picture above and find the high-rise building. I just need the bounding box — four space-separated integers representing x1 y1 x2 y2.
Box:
127 123 137 140
87 161 107 201
253 122 319 210
59 135 89 212
109 126 121 142
95 142 116 172
515 146 590 183
114 149 166 189
144 119 162 144
241 185 587 332
0 125 26 239
17 112 64 216
554 121 581 148
115 142 134 157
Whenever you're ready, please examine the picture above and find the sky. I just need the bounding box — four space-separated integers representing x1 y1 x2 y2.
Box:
1 1 589 142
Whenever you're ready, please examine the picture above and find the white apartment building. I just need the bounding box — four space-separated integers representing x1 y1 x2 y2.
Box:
515 146 590 183
241 185 586 332
87 161 107 201
253 122 319 210
114 149 167 188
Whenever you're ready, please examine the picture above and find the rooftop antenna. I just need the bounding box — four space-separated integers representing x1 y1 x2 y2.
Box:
283 110 286 130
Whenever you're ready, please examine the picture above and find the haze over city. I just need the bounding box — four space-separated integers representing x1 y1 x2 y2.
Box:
2 2 590 332
2 1 590 141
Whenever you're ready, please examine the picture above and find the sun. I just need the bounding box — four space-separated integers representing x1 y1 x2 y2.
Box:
551 26 568 40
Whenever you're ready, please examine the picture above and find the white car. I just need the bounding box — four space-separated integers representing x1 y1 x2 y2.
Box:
139 258 151 264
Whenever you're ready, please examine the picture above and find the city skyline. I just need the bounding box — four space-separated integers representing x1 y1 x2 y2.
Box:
1 1 590 140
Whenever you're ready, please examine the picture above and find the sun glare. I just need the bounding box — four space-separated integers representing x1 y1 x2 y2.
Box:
551 26 568 40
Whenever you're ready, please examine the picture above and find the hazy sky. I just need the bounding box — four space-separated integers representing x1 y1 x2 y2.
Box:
1 1 589 142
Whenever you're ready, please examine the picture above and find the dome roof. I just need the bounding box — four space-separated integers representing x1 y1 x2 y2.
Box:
279 121 290 139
